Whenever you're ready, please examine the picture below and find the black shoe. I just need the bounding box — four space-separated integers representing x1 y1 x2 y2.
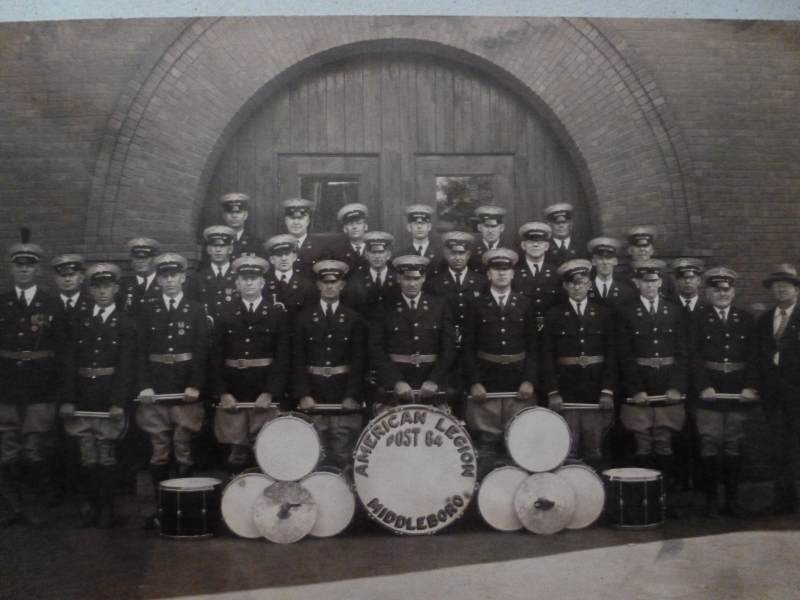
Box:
78 500 100 528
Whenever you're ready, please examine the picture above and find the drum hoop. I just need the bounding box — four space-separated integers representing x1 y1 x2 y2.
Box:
160 478 221 492
256 414 322 479
221 471 274 497
504 407 570 471
603 468 662 483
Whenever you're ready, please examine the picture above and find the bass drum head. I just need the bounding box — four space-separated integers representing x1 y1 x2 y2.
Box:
252 481 317 544
160 477 222 491
221 472 276 539
255 414 321 481
513 472 576 535
603 467 661 482
352 405 477 535
300 471 355 538
554 464 605 529
505 407 571 473
477 466 530 532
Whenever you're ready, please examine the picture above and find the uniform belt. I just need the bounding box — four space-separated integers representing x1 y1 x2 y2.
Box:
224 358 273 369
149 353 193 364
389 353 438 365
476 351 526 364
704 361 746 373
0 350 55 361
307 365 351 377
636 357 676 368
557 355 604 367
78 367 116 377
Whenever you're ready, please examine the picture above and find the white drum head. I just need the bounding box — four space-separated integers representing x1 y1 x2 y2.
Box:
554 464 605 529
603 467 661 482
505 407 570 473
477 466 530 532
301 471 355 538
514 472 575 535
352 405 477 535
255 415 321 481
252 481 317 544
221 472 276 539
160 477 221 491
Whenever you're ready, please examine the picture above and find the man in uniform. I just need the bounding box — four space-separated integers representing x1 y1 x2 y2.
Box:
262 234 318 322
340 231 400 320
194 225 240 324
512 222 561 326
756 264 800 515
586 237 635 308
210 256 289 472
462 248 537 475
0 235 66 527
468 206 509 273
544 203 580 266
52 254 92 319
117 237 162 316
293 261 366 468
219 193 265 262
671 258 706 313
330 203 370 273
618 227 676 298
369 255 456 411
398 204 445 277
618 259 688 501
281 198 326 277
689 267 757 517
59 264 135 528
135 253 209 503
541 259 617 472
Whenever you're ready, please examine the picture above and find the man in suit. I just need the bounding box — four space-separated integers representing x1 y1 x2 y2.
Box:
210 256 289 472
369 255 456 412
542 259 617 472
618 259 688 502
281 198 326 277
340 231 400 320
468 205 509 273
59 264 135 528
0 236 67 527
262 234 318 323
397 204 445 277
117 237 162 317
462 249 537 475
219 193 265 262
689 267 758 517
512 222 561 326
756 264 800 515
194 225 240 324
330 203 370 273
544 203 581 267
293 261 367 468
586 237 635 308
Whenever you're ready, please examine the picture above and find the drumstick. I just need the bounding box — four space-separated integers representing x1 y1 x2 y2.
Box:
563 403 604 410
214 402 367 412
714 393 760 401
625 395 686 405
73 410 113 418
134 393 185 403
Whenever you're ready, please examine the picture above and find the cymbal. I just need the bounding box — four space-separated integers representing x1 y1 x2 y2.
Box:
252 481 317 543
513 472 575 535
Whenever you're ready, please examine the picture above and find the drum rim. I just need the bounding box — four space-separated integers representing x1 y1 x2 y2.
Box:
504 407 571 473
160 477 222 491
476 465 530 532
602 467 662 482
255 414 322 480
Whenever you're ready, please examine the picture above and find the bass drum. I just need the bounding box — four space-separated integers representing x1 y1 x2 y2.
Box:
505 407 571 473
255 412 321 481
554 464 605 529
221 470 276 539
477 465 530 532
300 469 356 538
352 404 477 535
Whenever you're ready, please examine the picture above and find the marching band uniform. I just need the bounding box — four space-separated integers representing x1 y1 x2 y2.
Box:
585 238 635 309
195 226 240 323
217 193 266 263
262 234 318 322
340 231 401 321
329 203 370 274
468 206 510 274
397 205 445 277
513 222 562 324
281 198 326 277
544 203 581 267
117 238 163 317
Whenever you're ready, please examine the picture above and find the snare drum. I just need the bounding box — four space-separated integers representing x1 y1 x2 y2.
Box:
221 470 276 539
300 469 356 538
554 464 605 530
255 412 322 481
602 467 665 530
505 407 571 473
352 404 477 535
159 477 222 539
477 466 530 532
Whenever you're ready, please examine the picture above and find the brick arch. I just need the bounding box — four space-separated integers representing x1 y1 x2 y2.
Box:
84 16 702 256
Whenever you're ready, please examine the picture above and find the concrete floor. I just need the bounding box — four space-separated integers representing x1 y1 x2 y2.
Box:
2 479 800 600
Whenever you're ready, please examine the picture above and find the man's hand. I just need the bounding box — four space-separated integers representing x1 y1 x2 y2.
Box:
220 393 237 410
517 381 535 402
700 387 716 402
599 392 614 411
665 389 682 404
298 396 316 411
420 380 439 400
470 383 488 403
254 393 273 410
740 388 758 403
632 391 648 406
139 388 156 404
183 387 200 403
59 403 75 419
109 406 125 420
548 393 564 412
342 397 359 410
394 381 413 402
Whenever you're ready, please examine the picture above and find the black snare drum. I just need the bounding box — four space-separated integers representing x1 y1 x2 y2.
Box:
159 477 223 539
602 468 664 530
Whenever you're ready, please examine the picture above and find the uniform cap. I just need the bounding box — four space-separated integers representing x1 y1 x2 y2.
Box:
762 264 800 288
219 192 250 212
483 248 519 269
336 203 369 223
671 257 705 277
232 256 270 276
558 259 592 282
626 226 657 247
281 198 315 217
587 237 622 256
264 234 299 255
403 204 435 223
475 205 507 225
85 263 122 284
153 253 188 274
442 231 475 251
8 228 43 263
544 203 574 223
363 231 394 251
392 254 430 277
704 267 737 289
51 254 85 274
203 225 237 246
313 260 349 282
126 237 161 258
632 259 667 279
518 222 552 241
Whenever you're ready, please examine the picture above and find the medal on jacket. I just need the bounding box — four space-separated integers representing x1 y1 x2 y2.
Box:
178 321 185 335
225 288 233 301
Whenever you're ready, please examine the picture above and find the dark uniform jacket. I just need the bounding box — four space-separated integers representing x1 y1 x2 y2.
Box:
462 291 538 392
262 271 318 322
136 296 209 396
292 302 366 404
210 300 290 407
57 293 95 341
425 268 487 331
295 236 328 278
232 231 266 262
329 237 369 274
617 297 688 398
0 288 67 405
397 241 445 277
468 238 511 273
616 262 677 299
194 264 240 323
541 300 617 404
545 239 582 267
63 306 136 412
369 293 456 391
587 279 636 309
512 260 562 322
688 303 758 412
117 275 162 318
340 266 401 320
755 304 800 413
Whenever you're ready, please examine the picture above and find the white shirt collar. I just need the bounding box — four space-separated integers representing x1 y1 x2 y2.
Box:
640 296 659 312
526 258 544 273
320 299 340 314
235 230 244 241
15 286 37 303
483 240 496 250
296 234 308 248
351 241 364 253
570 298 587 315
775 302 797 320
243 296 263 311
370 267 387 281
276 269 293 283
556 237 571 249
594 276 613 288
163 292 184 309
450 267 467 283
137 272 156 288
213 262 230 277
490 288 510 305
404 293 422 308
60 292 80 306
414 240 429 255
92 304 115 321
680 295 698 311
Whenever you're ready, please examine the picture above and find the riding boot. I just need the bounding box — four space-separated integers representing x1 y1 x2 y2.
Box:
656 454 681 519
144 464 170 530
97 465 118 529
699 456 719 518
723 456 746 518
78 465 100 527
0 463 25 527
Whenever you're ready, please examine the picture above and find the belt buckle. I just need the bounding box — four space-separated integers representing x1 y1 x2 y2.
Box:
163 354 175 365
648 358 660 368
237 359 247 369
579 355 589 367
20 351 32 360
723 362 733 373
411 353 421 365
322 366 332 377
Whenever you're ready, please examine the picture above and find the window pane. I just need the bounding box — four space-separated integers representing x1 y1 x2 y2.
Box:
300 175 360 234
436 175 495 233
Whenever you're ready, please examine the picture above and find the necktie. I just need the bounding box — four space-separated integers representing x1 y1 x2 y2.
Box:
66 297 74 310
248 302 254 314
533 264 540 277
649 301 656 316
685 299 692 310
498 295 506 310
325 302 333 323
455 271 462 287
576 302 583 317
280 274 287 283
416 246 423 256
139 280 147 295
602 283 608 299
96 309 105 324
18 289 26 307
719 309 726 324
169 298 176 315
776 309 789 339
216 267 223 281
375 273 382 288
409 299 416 312
355 245 363 256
